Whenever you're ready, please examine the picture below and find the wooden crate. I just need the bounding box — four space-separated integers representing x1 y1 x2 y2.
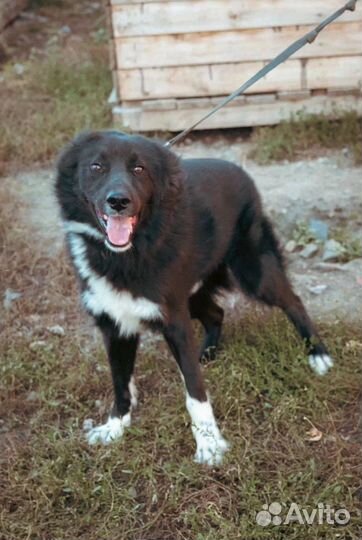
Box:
108 0 362 131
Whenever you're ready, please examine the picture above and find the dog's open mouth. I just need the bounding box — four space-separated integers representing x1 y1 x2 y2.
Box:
99 213 138 248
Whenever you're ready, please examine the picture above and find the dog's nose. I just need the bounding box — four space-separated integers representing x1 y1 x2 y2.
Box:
106 192 131 212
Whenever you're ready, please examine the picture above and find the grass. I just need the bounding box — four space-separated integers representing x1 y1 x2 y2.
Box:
1 179 361 540
1 317 361 540
331 227 362 263
249 112 362 165
0 49 112 174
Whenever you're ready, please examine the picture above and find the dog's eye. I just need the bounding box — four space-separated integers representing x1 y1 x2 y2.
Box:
133 165 144 175
90 162 103 173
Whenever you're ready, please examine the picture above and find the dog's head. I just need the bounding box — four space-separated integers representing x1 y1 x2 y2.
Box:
56 131 183 252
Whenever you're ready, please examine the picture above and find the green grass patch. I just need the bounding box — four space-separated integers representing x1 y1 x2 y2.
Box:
249 112 362 165
331 227 362 263
0 50 112 172
1 315 361 540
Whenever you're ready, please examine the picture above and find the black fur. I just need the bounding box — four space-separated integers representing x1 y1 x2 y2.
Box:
56 130 329 434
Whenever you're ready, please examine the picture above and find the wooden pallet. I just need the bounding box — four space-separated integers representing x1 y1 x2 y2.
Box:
108 0 362 131
113 91 362 131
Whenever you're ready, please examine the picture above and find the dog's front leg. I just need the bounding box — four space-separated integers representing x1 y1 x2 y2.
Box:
85 315 138 445
163 310 229 465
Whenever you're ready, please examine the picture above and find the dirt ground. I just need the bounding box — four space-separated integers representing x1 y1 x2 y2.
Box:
10 139 362 328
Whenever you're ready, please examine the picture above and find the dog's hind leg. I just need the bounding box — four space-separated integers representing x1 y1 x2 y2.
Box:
85 314 139 445
189 289 224 362
228 218 333 375
163 309 229 465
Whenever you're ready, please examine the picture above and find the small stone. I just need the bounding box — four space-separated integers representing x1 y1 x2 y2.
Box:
308 284 328 295
28 314 41 322
285 240 297 253
95 400 102 408
322 239 346 262
29 340 47 351
83 418 94 432
3 288 21 310
13 63 25 76
47 325 65 336
300 243 319 259
309 219 329 242
128 487 137 498
96 365 107 373
59 25 71 35
313 262 348 272
26 391 39 402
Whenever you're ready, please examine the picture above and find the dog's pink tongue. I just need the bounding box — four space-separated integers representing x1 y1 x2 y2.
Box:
106 216 133 246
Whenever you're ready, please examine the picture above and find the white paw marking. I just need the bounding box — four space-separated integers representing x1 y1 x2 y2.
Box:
192 423 230 466
186 394 230 466
309 354 334 375
129 376 138 409
85 414 131 445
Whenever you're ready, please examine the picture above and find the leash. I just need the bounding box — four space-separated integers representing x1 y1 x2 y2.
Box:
165 0 359 148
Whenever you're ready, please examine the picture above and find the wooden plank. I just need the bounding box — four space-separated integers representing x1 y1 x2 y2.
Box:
278 90 311 101
328 87 361 96
142 98 177 110
115 22 362 69
111 0 362 37
117 59 302 100
113 94 362 132
306 56 362 90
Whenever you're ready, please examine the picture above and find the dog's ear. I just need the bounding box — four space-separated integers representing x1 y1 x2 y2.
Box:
56 131 101 178
153 142 185 205
55 132 103 220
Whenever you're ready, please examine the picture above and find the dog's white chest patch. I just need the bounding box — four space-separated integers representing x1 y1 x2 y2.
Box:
68 232 162 336
83 287 162 336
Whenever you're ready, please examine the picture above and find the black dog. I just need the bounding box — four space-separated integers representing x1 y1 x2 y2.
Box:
56 130 333 465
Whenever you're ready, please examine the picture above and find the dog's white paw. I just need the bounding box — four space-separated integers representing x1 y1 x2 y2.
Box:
85 414 131 445
186 394 230 466
193 425 230 466
309 354 334 376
